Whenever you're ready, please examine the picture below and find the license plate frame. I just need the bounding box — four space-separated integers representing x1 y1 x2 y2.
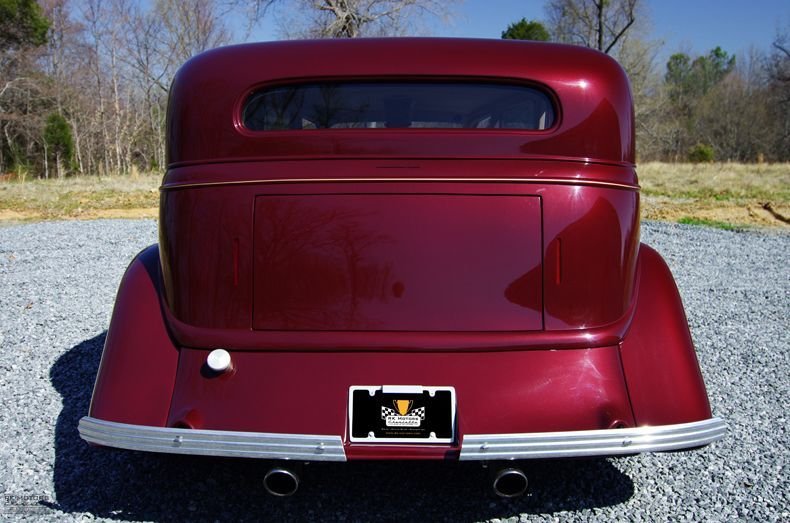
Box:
348 385 456 444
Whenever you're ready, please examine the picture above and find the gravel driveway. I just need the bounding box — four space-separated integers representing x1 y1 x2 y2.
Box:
0 219 787 522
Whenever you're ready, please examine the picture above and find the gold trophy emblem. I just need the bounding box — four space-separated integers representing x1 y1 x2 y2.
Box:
394 399 413 416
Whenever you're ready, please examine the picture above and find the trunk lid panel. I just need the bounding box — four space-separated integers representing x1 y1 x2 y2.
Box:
252 194 542 331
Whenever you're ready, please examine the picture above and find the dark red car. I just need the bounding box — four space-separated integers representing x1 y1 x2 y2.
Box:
79 38 725 497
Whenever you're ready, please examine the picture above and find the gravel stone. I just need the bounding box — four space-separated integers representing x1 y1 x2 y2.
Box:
0 219 787 521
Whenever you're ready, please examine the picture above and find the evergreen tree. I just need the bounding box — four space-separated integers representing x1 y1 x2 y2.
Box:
501 18 550 41
0 0 50 50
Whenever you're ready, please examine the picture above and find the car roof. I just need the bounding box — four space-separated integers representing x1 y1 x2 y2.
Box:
167 38 634 167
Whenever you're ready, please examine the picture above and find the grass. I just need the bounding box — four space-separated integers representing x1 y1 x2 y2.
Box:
639 162 790 201
677 217 741 231
638 162 789 229
0 163 788 229
0 173 160 221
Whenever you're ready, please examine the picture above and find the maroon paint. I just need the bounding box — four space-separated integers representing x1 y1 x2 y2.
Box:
166 39 634 166
619 245 713 425
159 167 640 341
86 40 716 459
167 346 635 458
251 194 543 331
89 246 179 426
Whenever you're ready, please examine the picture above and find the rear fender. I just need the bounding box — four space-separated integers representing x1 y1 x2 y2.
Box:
88 245 178 426
620 244 712 425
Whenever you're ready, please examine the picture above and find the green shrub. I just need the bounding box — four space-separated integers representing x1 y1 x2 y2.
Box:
43 113 75 171
688 143 715 163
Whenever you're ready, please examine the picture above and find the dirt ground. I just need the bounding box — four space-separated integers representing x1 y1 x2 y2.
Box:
0 207 158 221
640 196 789 229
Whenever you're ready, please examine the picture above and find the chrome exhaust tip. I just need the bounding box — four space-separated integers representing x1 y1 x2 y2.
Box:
263 467 300 497
492 467 528 498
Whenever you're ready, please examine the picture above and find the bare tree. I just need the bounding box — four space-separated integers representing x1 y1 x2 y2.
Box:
766 28 790 160
0 74 51 178
80 0 114 174
546 0 638 54
613 36 666 160
156 0 231 64
6 0 790 177
0 0 51 178
276 0 457 39
220 0 279 38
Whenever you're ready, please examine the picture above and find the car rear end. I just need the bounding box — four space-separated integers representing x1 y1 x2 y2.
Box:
80 39 725 494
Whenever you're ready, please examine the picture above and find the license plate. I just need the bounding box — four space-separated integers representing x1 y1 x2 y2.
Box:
349 385 456 443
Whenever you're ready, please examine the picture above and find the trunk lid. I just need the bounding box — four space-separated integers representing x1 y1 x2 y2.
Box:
252 194 542 331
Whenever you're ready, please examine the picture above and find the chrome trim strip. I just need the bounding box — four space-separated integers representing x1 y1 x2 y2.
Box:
160 177 640 192
459 418 726 460
78 417 346 461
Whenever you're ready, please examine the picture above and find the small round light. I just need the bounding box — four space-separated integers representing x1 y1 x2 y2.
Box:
207 349 231 372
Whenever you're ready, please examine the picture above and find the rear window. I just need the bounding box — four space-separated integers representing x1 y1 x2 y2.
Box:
242 81 555 131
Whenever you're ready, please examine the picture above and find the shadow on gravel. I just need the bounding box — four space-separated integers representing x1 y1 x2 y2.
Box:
50 333 634 521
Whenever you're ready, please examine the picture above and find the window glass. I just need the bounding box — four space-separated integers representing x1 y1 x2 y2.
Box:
242 82 555 131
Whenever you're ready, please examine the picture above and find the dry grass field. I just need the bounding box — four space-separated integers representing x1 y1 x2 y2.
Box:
638 162 790 229
0 163 788 229
0 173 160 222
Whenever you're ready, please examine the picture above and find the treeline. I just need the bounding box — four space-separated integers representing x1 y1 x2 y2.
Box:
503 0 790 164
633 45 789 163
1 0 250 179
1 0 788 180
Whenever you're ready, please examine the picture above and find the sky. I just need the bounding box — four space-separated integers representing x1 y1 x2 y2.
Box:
441 0 788 56
251 0 790 60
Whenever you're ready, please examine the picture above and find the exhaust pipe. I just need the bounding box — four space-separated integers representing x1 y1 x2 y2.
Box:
263 467 300 497
492 467 528 498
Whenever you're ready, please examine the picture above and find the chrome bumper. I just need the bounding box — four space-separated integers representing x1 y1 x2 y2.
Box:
78 417 346 461
459 418 727 460
79 416 725 462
